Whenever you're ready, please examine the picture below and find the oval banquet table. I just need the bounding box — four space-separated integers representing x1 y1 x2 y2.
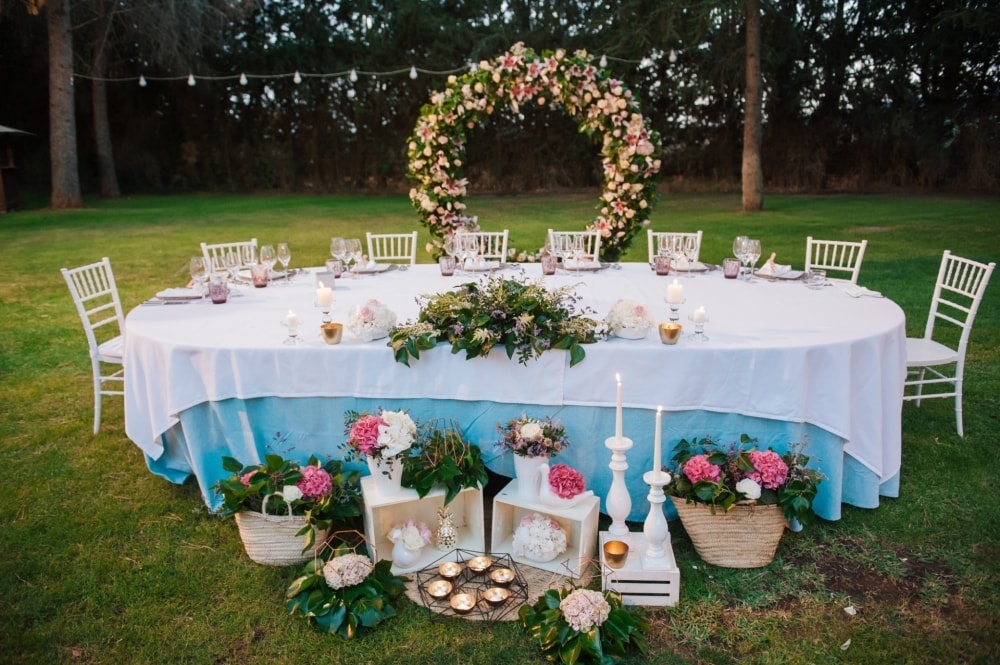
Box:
124 262 906 522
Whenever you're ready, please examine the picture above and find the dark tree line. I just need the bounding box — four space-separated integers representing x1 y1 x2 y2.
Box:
1 0 996 205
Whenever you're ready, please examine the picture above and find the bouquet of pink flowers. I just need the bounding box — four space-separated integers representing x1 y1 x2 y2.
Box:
547 463 586 499
344 408 417 462
665 434 823 526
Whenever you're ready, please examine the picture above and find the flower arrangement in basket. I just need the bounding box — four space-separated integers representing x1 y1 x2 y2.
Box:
496 414 570 459
518 586 648 665
604 299 654 338
664 434 824 568
213 450 362 565
401 418 488 505
286 532 407 638
345 298 397 341
511 512 568 563
389 272 601 367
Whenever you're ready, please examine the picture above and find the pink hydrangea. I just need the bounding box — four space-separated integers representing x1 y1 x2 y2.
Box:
747 450 789 490
683 454 722 484
548 464 586 499
349 414 386 456
239 471 258 487
296 465 333 499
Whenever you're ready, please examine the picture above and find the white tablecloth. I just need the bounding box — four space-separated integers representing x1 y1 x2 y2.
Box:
124 263 906 517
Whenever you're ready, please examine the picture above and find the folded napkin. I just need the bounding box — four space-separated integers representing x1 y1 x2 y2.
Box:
563 258 598 270
463 257 489 271
672 255 690 271
757 252 792 277
831 280 883 298
156 287 203 299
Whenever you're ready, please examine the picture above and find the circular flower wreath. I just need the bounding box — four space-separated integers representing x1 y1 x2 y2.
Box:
407 42 662 263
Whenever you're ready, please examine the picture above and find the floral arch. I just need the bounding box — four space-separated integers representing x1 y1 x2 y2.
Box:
406 43 662 263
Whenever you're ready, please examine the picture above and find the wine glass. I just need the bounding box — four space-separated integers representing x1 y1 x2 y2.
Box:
732 236 749 280
259 244 276 284
330 237 346 262
276 242 291 283
682 235 699 278
745 239 761 282
344 238 363 275
224 250 242 289
442 234 457 262
189 256 207 291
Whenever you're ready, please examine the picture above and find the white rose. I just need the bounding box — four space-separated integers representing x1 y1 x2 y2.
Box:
736 478 762 500
281 485 303 502
519 421 543 441
400 525 425 550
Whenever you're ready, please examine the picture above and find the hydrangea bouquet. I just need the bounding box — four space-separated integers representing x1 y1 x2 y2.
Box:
346 298 397 341
343 408 417 462
604 299 654 337
511 512 568 561
519 585 648 664
496 414 570 459
387 519 432 551
665 434 824 526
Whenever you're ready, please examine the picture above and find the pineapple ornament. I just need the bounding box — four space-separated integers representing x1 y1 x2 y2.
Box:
434 507 458 551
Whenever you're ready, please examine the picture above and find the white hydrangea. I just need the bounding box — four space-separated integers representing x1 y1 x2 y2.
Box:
378 409 416 458
322 553 373 590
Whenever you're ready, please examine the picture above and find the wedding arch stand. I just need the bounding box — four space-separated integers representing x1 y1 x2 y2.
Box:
599 436 680 607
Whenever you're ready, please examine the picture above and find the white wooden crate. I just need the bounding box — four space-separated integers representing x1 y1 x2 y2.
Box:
490 479 599 580
599 532 679 607
361 477 485 574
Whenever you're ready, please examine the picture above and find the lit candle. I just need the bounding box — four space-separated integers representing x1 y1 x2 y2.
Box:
615 373 623 440
316 281 334 307
653 406 663 480
693 306 707 323
286 309 301 326
666 279 684 304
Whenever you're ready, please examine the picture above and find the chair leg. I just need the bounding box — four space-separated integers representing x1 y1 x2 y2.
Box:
914 367 925 406
955 381 964 438
92 362 102 435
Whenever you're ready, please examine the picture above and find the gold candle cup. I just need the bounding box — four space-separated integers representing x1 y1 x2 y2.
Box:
425 579 453 600
603 540 629 569
320 322 343 345
437 561 463 579
489 568 515 586
467 556 492 574
659 323 682 345
481 587 510 606
450 593 477 614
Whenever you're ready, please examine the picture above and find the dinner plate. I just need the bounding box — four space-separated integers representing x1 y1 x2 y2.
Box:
350 263 392 274
672 261 711 273
562 259 603 271
758 269 804 280
460 260 503 272
154 287 203 300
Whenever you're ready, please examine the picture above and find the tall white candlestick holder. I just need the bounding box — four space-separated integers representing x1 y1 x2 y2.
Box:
604 435 633 538
641 470 676 569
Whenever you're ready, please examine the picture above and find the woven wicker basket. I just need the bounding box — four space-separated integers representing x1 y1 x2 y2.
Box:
234 494 328 566
670 496 787 568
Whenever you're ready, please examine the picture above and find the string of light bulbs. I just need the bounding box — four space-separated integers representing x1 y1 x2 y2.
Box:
70 52 664 87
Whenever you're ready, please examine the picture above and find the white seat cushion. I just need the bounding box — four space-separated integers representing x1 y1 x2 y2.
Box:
905 337 958 367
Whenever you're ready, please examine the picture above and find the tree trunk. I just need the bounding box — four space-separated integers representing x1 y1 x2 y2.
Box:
47 0 83 209
92 29 121 198
741 0 763 212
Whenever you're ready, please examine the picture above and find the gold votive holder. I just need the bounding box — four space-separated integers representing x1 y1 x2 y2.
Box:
603 540 629 569
467 556 492 574
437 561 463 579
489 568 515 587
659 322 682 345
481 587 510 606
320 322 343 345
450 593 477 614
425 579 453 600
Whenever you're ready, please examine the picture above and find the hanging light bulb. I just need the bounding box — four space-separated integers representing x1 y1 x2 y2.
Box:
599 54 608 68
409 66 418 79
349 68 358 82
187 73 196 86
347 88 356 99
139 75 147 87
669 49 678 63
293 70 302 84
239 72 248 85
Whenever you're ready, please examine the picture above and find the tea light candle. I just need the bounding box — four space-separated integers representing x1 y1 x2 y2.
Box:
693 306 707 323
316 282 333 307
653 406 663 480
666 280 684 304
615 373 623 440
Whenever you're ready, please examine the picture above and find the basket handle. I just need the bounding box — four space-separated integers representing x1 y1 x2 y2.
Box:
261 492 294 517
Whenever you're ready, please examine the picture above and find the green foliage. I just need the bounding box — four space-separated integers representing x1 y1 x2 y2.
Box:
401 418 489 505
518 587 648 664
390 271 602 367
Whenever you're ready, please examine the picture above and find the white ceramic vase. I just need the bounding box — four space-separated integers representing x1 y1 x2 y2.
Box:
391 540 423 569
367 455 403 496
513 455 546 497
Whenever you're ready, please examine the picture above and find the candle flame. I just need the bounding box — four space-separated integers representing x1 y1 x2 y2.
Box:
318 281 325 288
657 405 663 413
615 372 621 384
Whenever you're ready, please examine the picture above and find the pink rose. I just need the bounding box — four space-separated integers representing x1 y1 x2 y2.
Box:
349 414 386 456
747 450 788 490
297 465 333 499
683 454 722 484
548 463 586 499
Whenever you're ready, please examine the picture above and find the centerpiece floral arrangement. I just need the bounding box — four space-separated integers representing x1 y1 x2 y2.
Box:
346 299 397 341
511 512 568 562
665 434 824 526
605 299 654 338
286 536 407 638
518 585 648 664
389 272 601 367
401 418 489 505
342 408 417 463
496 414 571 459
213 450 363 552
407 42 662 262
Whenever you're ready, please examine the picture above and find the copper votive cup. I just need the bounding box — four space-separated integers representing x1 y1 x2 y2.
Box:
603 540 629 569
320 322 343 345
659 323 682 345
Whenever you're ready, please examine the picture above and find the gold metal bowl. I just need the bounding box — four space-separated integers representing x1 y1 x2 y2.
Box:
449 593 476 614
437 561 463 579
481 587 510 606
320 322 343 345
603 540 629 569
489 567 515 586
658 322 682 345
425 579 452 600
467 556 492 574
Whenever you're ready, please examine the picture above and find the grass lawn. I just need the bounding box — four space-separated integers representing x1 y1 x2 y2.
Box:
1 191 998 664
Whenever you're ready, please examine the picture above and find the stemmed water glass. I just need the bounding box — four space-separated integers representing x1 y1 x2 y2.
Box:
745 239 761 282
276 242 291 283
330 236 347 263
259 244 277 285
344 238 363 275
189 256 207 293
682 235 699 278
732 236 749 280
224 250 242 290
